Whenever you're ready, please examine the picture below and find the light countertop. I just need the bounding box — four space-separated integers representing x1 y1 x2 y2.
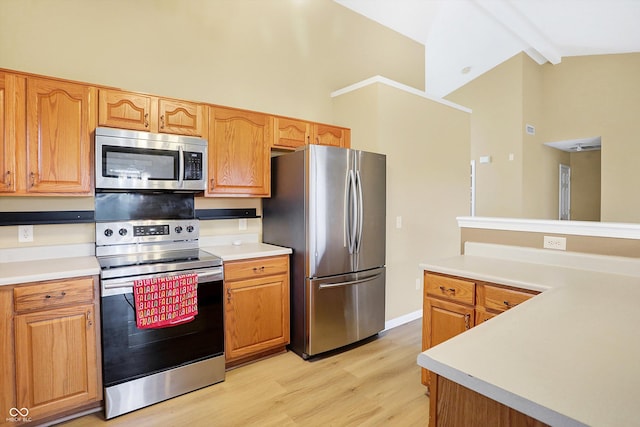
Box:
0 239 292 286
0 256 101 286
201 242 292 262
417 243 640 427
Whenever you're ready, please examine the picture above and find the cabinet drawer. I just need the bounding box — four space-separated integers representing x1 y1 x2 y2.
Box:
425 273 475 305
14 277 94 313
480 284 537 313
224 256 289 282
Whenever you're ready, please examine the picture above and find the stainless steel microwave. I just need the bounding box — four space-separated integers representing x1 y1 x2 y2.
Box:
95 127 207 192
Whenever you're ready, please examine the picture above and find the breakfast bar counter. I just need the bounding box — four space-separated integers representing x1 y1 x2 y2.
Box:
418 243 640 427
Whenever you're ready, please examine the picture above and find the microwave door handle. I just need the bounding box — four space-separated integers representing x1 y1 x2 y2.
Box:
178 146 185 188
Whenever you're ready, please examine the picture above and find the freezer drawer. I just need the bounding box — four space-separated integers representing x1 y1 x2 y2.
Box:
307 267 385 357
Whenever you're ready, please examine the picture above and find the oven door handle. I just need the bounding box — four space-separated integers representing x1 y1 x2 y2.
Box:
101 268 223 296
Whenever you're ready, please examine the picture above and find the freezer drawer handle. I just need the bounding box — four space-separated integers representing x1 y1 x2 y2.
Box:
318 273 381 289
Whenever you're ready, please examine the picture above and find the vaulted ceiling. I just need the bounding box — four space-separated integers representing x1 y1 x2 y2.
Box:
335 0 640 98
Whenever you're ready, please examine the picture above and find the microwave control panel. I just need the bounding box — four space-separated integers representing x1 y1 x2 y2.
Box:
184 152 203 180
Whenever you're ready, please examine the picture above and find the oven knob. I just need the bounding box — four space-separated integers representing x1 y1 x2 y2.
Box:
104 228 113 237
175 226 183 234
186 225 194 233
119 228 128 236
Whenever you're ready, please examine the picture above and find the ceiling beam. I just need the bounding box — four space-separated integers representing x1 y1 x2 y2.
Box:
472 0 562 64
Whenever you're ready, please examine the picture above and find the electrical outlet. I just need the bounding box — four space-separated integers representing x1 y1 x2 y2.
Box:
396 216 402 229
543 235 566 250
238 218 247 231
415 278 421 291
18 225 34 243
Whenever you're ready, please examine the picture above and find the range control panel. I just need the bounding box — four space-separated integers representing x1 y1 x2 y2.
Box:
96 219 199 246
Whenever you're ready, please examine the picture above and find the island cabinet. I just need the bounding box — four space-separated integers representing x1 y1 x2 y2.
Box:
0 72 95 196
0 276 101 427
98 88 207 137
422 271 539 389
429 374 549 427
207 106 272 197
223 255 290 367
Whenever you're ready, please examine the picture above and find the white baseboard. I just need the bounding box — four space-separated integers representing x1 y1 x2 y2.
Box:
384 309 422 331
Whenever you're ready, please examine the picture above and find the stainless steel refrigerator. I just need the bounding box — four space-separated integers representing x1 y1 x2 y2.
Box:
263 144 386 359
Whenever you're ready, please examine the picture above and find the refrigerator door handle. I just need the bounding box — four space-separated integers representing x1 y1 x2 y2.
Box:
355 170 364 253
345 170 357 254
318 274 379 289
317 272 382 289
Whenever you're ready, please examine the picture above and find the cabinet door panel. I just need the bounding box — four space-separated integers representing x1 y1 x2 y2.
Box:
422 297 473 387
0 73 15 192
26 78 94 194
208 107 271 196
15 304 98 419
273 117 310 149
158 99 205 137
312 124 350 148
225 274 289 361
98 89 152 131
1 288 15 419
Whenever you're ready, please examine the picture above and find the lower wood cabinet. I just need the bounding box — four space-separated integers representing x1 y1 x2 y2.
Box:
223 255 290 366
0 276 101 427
429 374 549 427
422 271 539 389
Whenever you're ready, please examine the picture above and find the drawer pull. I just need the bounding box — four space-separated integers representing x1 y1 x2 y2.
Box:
439 286 456 295
464 314 470 330
45 291 66 300
253 266 265 273
503 300 512 307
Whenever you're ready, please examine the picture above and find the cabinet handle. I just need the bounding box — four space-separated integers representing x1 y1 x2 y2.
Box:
86 310 93 327
160 115 165 129
45 294 51 299
253 266 265 273
503 300 512 307
29 172 36 188
226 288 231 303
439 286 456 295
144 113 149 128
5 171 10 187
464 313 470 330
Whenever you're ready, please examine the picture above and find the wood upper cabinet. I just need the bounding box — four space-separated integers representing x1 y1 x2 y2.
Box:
98 89 152 132
98 89 206 137
0 72 19 193
207 107 271 197
224 255 290 365
272 117 311 150
26 77 95 195
10 276 101 424
312 123 350 148
158 98 206 137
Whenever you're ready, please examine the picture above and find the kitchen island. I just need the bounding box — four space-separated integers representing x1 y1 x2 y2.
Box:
418 243 640 427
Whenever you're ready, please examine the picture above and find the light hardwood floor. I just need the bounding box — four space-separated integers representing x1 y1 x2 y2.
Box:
61 319 428 426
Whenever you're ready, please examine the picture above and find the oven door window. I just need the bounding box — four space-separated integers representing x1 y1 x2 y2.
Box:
102 145 178 181
101 280 223 387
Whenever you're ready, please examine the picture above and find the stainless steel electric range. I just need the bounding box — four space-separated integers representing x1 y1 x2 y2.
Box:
95 194 224 419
